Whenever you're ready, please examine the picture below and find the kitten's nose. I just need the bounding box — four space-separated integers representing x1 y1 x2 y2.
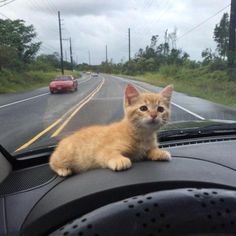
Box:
150 113 157 119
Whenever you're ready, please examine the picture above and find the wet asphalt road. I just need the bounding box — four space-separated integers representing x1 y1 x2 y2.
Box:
0 73 236 154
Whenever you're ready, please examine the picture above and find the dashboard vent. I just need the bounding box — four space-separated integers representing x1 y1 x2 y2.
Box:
160 136 236 148
0 164 57 195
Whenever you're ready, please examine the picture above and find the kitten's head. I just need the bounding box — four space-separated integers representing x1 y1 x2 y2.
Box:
124 84 173 131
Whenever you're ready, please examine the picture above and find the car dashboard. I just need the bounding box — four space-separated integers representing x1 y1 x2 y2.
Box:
1 134 236 235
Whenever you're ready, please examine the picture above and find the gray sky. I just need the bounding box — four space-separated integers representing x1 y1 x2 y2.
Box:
0 0 231 64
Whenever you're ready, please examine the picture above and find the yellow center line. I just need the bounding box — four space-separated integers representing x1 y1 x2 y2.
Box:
15 78 105 152
51 78 105 137
15 118 62 152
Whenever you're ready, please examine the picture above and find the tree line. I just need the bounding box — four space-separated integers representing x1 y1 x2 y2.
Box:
78 12 232 75
0 12 233 76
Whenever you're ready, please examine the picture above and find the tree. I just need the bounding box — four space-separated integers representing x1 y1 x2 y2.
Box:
0 45 19 70
37 53 60 68
213 13 229 59
150 35 159 49
201 48 215 65
167 49 185 65
0 19 41 63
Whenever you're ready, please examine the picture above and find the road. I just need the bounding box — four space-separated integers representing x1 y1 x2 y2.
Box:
0 73 236 154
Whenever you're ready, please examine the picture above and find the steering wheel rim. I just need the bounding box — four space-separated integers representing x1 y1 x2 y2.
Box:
49 188 236 236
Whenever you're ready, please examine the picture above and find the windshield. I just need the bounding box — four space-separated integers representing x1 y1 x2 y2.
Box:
0 0 236 156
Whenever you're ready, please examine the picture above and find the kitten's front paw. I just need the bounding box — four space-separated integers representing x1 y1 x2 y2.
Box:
159 150 172 161
56 168 72 177
108 157 132 171
148 149 171 161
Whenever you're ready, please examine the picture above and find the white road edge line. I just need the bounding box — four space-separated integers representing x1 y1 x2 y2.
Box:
113 75 205 120
171 102 205 120
0 93 50 109
0 76 92 110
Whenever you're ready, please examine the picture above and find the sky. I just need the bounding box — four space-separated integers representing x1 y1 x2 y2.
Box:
0 0 231 65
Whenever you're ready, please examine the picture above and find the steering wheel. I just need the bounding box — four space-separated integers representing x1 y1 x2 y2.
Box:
49 188 236 235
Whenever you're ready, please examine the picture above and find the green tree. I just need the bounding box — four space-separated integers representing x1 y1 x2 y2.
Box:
213 13 229 59
0 19 41 63
37 53 59 68
150 35 159 49
201 48 215 65
0 45 19 70
167 49 187 65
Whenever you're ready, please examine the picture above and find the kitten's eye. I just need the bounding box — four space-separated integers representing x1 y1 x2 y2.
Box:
139 105 148 111
157 106 164 113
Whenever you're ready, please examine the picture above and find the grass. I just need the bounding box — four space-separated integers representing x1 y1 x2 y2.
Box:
131 65 236 108
0 69 81 93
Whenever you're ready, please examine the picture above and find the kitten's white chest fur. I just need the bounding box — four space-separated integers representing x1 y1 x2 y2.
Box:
130 133 157 160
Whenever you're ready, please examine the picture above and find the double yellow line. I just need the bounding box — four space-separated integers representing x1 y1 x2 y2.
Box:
15 79 105 152
51 79 104 137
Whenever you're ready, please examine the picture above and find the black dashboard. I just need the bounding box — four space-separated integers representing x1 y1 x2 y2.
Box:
1 135 236 235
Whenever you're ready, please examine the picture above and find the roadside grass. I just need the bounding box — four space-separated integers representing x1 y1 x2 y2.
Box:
132 65 236 108
0 69 81 93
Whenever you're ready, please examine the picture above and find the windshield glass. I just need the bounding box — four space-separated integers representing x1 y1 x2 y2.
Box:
0 0 236 156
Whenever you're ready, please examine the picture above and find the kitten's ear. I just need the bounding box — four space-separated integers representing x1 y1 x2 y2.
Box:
125 84 140 105
160 85 173 102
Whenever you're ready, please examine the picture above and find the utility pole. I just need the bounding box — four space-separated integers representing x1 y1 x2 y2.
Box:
105 44 108 63
164 29 169 56
65 50 67 61
58 11 64 75
88 50 91 65
128 28 131 61
228 0 236 68
63 38 73 71
69 37 73 71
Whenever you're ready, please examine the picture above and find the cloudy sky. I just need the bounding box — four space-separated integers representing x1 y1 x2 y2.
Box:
0 0 231 64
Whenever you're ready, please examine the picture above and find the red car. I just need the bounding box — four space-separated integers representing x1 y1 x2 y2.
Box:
49 75 78 93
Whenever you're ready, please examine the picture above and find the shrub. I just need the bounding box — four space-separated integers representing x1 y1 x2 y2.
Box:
159 64 180 77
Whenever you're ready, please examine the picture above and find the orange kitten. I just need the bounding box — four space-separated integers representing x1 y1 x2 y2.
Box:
49 84 173 176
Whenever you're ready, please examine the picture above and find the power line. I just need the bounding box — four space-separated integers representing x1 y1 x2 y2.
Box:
142 0 173 38
1 3 59 55
43 0 73 37
40 44 56 53
26 0 58 35
43 0 57 15
0 12 58 53
0 11 10 19
178 4 230 40
28 0 56 19
41 41 58 51
131 0 172 39
47 0 58 13
30 0 70 56
46 0 71 37
0 0 17 7
148 0 173 35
